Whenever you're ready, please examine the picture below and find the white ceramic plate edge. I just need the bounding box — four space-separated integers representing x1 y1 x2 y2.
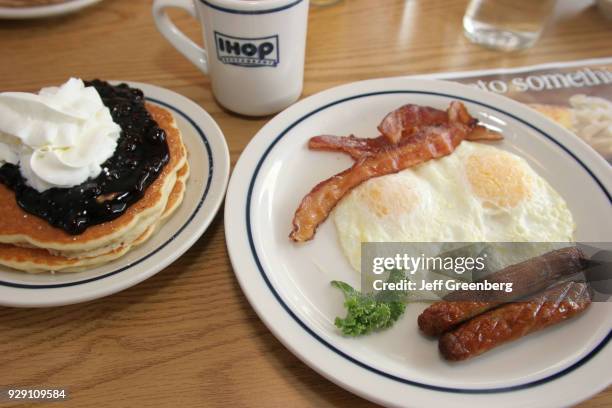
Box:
225 77 612 408
0 0 102 19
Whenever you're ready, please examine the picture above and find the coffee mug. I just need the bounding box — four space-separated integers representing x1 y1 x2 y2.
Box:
153 0 309 116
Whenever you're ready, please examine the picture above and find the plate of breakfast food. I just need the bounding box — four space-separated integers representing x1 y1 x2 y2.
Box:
0 78 229 307
0 0 101 19
225 78 612 407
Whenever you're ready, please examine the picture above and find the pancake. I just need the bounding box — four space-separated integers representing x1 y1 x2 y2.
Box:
0 102 190 273
0 161 190 273
160 161 190 222
0 103 186 252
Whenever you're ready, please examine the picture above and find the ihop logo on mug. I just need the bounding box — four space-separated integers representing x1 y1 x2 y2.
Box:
214 31 279 68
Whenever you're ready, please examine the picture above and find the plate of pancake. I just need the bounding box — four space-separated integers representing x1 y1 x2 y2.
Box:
224 78 612 408
0 0 101 19
0 80 229 307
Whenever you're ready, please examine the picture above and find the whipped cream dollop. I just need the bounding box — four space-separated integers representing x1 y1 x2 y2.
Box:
0 78 121 192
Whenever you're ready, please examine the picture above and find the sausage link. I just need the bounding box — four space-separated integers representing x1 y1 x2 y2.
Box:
438 281 592 361
418 246 587 336
418 301 499 337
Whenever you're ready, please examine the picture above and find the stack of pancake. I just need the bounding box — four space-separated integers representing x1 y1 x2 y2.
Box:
0 104 189 273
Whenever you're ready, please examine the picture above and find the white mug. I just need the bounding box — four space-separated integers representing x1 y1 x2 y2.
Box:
153 0 309 116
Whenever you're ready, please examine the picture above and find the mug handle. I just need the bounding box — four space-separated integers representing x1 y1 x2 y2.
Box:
152 0 208 74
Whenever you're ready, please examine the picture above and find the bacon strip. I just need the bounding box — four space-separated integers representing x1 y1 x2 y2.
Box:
308 104 502 160
308 134 389 160
467 125 504 141
378 104 450 143
290 102 486 242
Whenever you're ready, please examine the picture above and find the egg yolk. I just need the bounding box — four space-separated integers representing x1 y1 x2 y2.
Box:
359 180 418 218
466 152 532 208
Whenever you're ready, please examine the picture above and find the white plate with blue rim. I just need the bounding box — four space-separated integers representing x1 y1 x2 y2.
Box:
0 0 102 19
0 81 230 307
224 78 612 408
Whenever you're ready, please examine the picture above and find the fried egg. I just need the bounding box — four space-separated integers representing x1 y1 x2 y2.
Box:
334 141 575 272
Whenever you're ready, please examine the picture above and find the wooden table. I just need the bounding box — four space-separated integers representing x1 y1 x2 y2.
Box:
0 0 610 406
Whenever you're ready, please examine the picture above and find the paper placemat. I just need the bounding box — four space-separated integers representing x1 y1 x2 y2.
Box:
414 58 612 163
